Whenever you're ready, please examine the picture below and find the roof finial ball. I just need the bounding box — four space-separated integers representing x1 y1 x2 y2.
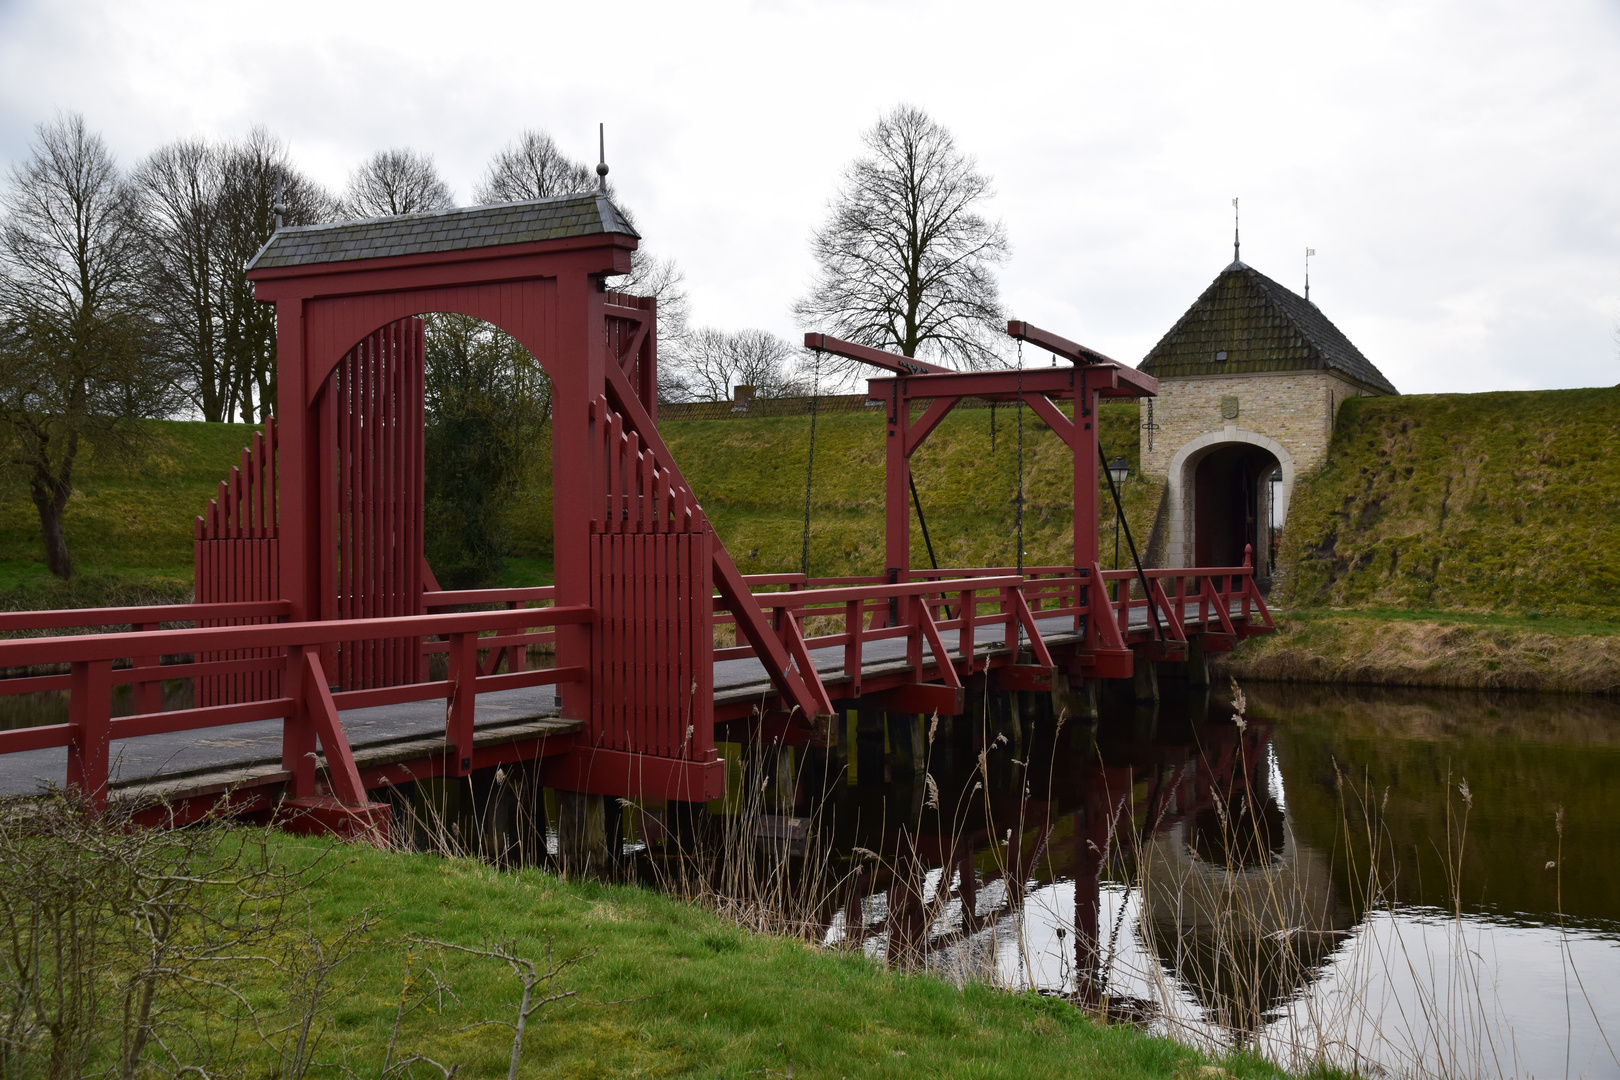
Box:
596 123 609 193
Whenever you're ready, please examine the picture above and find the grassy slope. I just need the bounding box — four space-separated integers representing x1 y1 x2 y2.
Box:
1214 610 1620 694
660 401 1160 579
258 832 1278 1080
1275 387 1620 619
0 405 1159 600
0 420 261 607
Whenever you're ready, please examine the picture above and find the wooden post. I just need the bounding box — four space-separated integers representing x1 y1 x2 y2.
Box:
67 659 112 812
446 631 477 776
1133 649 1160 704
282 645 318 797
132 622 161 716
556 791 609 872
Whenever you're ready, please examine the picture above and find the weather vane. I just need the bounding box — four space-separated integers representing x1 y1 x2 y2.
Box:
1232 197 1240 264
1305 247 1316 300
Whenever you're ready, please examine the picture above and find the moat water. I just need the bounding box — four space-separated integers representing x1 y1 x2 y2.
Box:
787 681 1620 1079
4 676 1616 1078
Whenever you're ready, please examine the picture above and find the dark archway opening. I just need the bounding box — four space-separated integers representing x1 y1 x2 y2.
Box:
1193 444 1279 582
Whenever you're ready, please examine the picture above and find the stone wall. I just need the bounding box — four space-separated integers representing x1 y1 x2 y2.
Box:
1139 369 1379 570
1139 369 1372 480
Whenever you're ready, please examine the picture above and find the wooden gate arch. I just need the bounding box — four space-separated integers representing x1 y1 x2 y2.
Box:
240 194 823 800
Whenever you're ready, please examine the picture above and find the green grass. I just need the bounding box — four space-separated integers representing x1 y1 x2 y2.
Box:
226 832 1294 1079
661 401 1161 578
1277 387 1620 619
0 419 262 604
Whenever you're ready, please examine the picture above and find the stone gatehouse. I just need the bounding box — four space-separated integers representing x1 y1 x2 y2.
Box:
1137 258 1397 582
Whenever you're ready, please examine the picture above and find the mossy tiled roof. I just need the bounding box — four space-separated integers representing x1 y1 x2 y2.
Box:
1139 262 1396 395
247 193 637 271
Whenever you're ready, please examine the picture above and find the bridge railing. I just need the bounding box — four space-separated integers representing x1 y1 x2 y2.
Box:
1095 551 1272 643
713 575 1059 696
420 586 563 677
0 600 294 714
0 605 592 810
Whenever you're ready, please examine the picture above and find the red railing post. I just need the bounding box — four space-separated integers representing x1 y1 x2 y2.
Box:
843 599 862 694
132 621 161 716
446 631 477 776
67 659 112 812
506 600 527 673
283 645 319 797
957 587 976 663
1243 544 1255 620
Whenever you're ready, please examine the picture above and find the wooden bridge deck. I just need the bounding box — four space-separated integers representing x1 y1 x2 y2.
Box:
0 602 1242 802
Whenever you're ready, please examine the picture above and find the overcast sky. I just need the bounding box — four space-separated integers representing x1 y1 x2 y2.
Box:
2 0 1617 394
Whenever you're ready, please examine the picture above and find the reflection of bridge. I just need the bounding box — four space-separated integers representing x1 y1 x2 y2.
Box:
0 194 1272 841
820 702 1350 1031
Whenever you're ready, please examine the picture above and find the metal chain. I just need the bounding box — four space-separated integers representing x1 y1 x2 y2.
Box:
1015 339 1025 577
799 349 822 578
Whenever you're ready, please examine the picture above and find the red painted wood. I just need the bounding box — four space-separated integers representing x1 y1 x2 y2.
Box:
66 659 112 810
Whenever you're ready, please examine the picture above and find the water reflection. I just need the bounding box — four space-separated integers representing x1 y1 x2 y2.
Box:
794 681 1620 1078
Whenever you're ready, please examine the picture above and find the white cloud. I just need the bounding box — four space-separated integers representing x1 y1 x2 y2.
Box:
3 0 1618 393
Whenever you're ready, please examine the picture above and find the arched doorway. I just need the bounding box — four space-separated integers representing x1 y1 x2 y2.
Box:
1165 430 1295 583
1193 444 1280 580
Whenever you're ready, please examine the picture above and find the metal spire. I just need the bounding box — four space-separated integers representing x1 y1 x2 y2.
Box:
1232 197 1240 265
596 123 609 193
1305 247 1316 301
273 169 286 232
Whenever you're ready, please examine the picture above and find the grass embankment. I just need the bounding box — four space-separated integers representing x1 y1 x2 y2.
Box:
660 401 1159 577
1223 387 1620 692
0 420 262 609
211 832 1271 1079
1275 387 1620 619
1214 609 1620 694
0 405 1160 604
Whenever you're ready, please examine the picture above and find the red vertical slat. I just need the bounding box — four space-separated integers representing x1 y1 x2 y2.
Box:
661 533 676 755
610 534 625 748
382 322 396 686
607 410 624 533
630 532 645 752
364 330 378 687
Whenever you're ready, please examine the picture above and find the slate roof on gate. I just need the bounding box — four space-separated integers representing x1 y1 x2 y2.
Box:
1139 261 1397 395
246 193 639 271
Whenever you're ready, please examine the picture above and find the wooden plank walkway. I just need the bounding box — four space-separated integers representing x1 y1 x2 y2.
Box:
0 602 1242 800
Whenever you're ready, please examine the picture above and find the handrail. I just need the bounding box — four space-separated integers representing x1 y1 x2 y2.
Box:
749 575 1026 609
0 606 594 669
0 600 291 635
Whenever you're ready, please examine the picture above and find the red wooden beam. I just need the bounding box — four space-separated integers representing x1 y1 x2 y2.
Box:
1006 320 1119 366
803 333 949 375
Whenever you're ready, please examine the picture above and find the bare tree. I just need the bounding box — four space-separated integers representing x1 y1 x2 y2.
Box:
793 105 1009 371
134 139 225 420
135 130 331 423
474 130 595 203
0 113 172 578
473 129 693 383
214 129 332 421
664 327 806 403
338 148 452 218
